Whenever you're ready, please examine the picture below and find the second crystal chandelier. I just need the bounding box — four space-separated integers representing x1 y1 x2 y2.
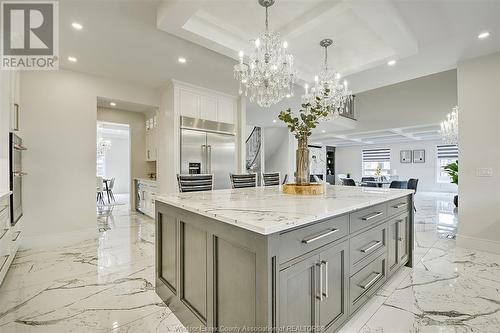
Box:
302 39 352 120
233 0 295 108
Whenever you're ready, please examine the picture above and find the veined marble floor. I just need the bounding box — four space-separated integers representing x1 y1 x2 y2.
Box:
0 192 498 332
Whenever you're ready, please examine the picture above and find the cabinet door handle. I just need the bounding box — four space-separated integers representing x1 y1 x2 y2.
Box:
302 228 338 244
321 260 328 298
393 202 407 209
316 262 323 301
14 103 19 131
397 220 404 241
361 212 383 221
359 272 382 290
360 241 381 253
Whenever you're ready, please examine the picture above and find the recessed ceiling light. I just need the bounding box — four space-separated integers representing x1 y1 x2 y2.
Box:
178 57 187 64
109 102 116 107
478 31 490 39
272 119 277 123
387 60 396 66
321 130 326 133
286 94 291 98
72 22 83 30
68 56 77 62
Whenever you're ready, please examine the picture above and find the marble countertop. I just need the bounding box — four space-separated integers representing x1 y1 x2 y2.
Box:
0 190 12 200
155 185 413 235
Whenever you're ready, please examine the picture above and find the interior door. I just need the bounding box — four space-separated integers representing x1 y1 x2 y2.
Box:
206 132 235 190
181 129 207 174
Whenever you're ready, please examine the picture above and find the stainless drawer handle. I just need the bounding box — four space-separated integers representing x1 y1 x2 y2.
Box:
0 229 8 240
360 241 381 253
12 231 21 242
361 212 383 221
359 272 382 290
316 262 323 301
302 229 339 244
393 203 407 209
322 260 329 298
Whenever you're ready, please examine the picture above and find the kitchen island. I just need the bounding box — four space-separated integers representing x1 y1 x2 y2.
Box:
155 185 414 333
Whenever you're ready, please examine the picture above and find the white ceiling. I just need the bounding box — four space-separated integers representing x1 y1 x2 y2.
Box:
97 97 157 114
157 0 500 93
310 123 443 147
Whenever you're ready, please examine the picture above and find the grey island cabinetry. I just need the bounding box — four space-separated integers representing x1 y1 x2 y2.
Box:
155 186 414 332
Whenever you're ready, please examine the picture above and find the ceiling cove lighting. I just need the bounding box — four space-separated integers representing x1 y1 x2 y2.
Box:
233 0 295 108
109 102 117 107
387 59 396 66
67 56 77 62
478 32 490 39
178 57 187 63
71 22 83 30
301 38 352 122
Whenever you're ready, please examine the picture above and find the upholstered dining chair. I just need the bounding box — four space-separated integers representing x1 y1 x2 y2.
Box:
177 174 214 193
342 178 356 186
407 178 419 212
389 180 408 189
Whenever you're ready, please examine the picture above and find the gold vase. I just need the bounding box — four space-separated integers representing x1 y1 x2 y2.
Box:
296 137 310 185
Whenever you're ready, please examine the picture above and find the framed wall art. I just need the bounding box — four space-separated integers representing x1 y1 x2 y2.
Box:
400 150 412 163
413 149 425 163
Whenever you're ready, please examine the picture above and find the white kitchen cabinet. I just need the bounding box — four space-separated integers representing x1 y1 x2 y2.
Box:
135 179 157 218
176 81 237 124
9 71 20 132
200 94 217 121
217 96 236 124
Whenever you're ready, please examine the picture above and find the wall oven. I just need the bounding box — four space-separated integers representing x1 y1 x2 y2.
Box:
9 133 26 225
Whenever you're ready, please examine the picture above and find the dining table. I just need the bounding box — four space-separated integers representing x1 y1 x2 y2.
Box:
363 180 392 188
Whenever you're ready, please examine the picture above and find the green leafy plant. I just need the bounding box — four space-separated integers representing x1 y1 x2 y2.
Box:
278 89 332 140
443 161 458 185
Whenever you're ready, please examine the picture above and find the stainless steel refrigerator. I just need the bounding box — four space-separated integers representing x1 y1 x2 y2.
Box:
180 117 236 190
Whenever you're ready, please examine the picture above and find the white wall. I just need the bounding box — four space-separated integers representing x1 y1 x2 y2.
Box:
351 70 457 132
0 72 11 191
457 52 500 254
20 69 159 248
335 140 457 193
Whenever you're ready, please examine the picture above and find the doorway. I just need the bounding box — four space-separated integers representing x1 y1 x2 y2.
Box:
96 121 131 207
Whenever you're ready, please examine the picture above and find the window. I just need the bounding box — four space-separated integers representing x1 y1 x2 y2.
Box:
437 145 458 183
362 148 391 176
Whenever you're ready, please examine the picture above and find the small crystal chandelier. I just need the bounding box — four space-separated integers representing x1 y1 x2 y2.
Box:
302 39 352 120
440 106 459 145
233 0 295 108
97 138 112 156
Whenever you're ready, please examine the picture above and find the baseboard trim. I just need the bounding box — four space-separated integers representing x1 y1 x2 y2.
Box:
20 227 98 250
456 234 500 254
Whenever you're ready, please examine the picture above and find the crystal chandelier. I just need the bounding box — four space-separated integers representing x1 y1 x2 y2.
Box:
440 106 459 145
302 39 352 121
97 138 112 156
233 0 295 108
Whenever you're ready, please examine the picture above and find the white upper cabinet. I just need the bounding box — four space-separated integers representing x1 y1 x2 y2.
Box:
200 94 217 122
176 82 237 124
217 96 236 124
179 88 200 119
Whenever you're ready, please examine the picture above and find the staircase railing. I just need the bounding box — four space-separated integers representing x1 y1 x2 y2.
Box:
246 127 261 171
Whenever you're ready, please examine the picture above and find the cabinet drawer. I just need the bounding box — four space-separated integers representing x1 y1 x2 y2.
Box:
350 204 387 234
350 222 386 273
278 215 348 263
388 196 410 217
350 253 387 314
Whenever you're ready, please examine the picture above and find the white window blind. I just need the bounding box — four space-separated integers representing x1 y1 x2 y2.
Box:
437 145 458 159
362 148 391 176
362 148 391 162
